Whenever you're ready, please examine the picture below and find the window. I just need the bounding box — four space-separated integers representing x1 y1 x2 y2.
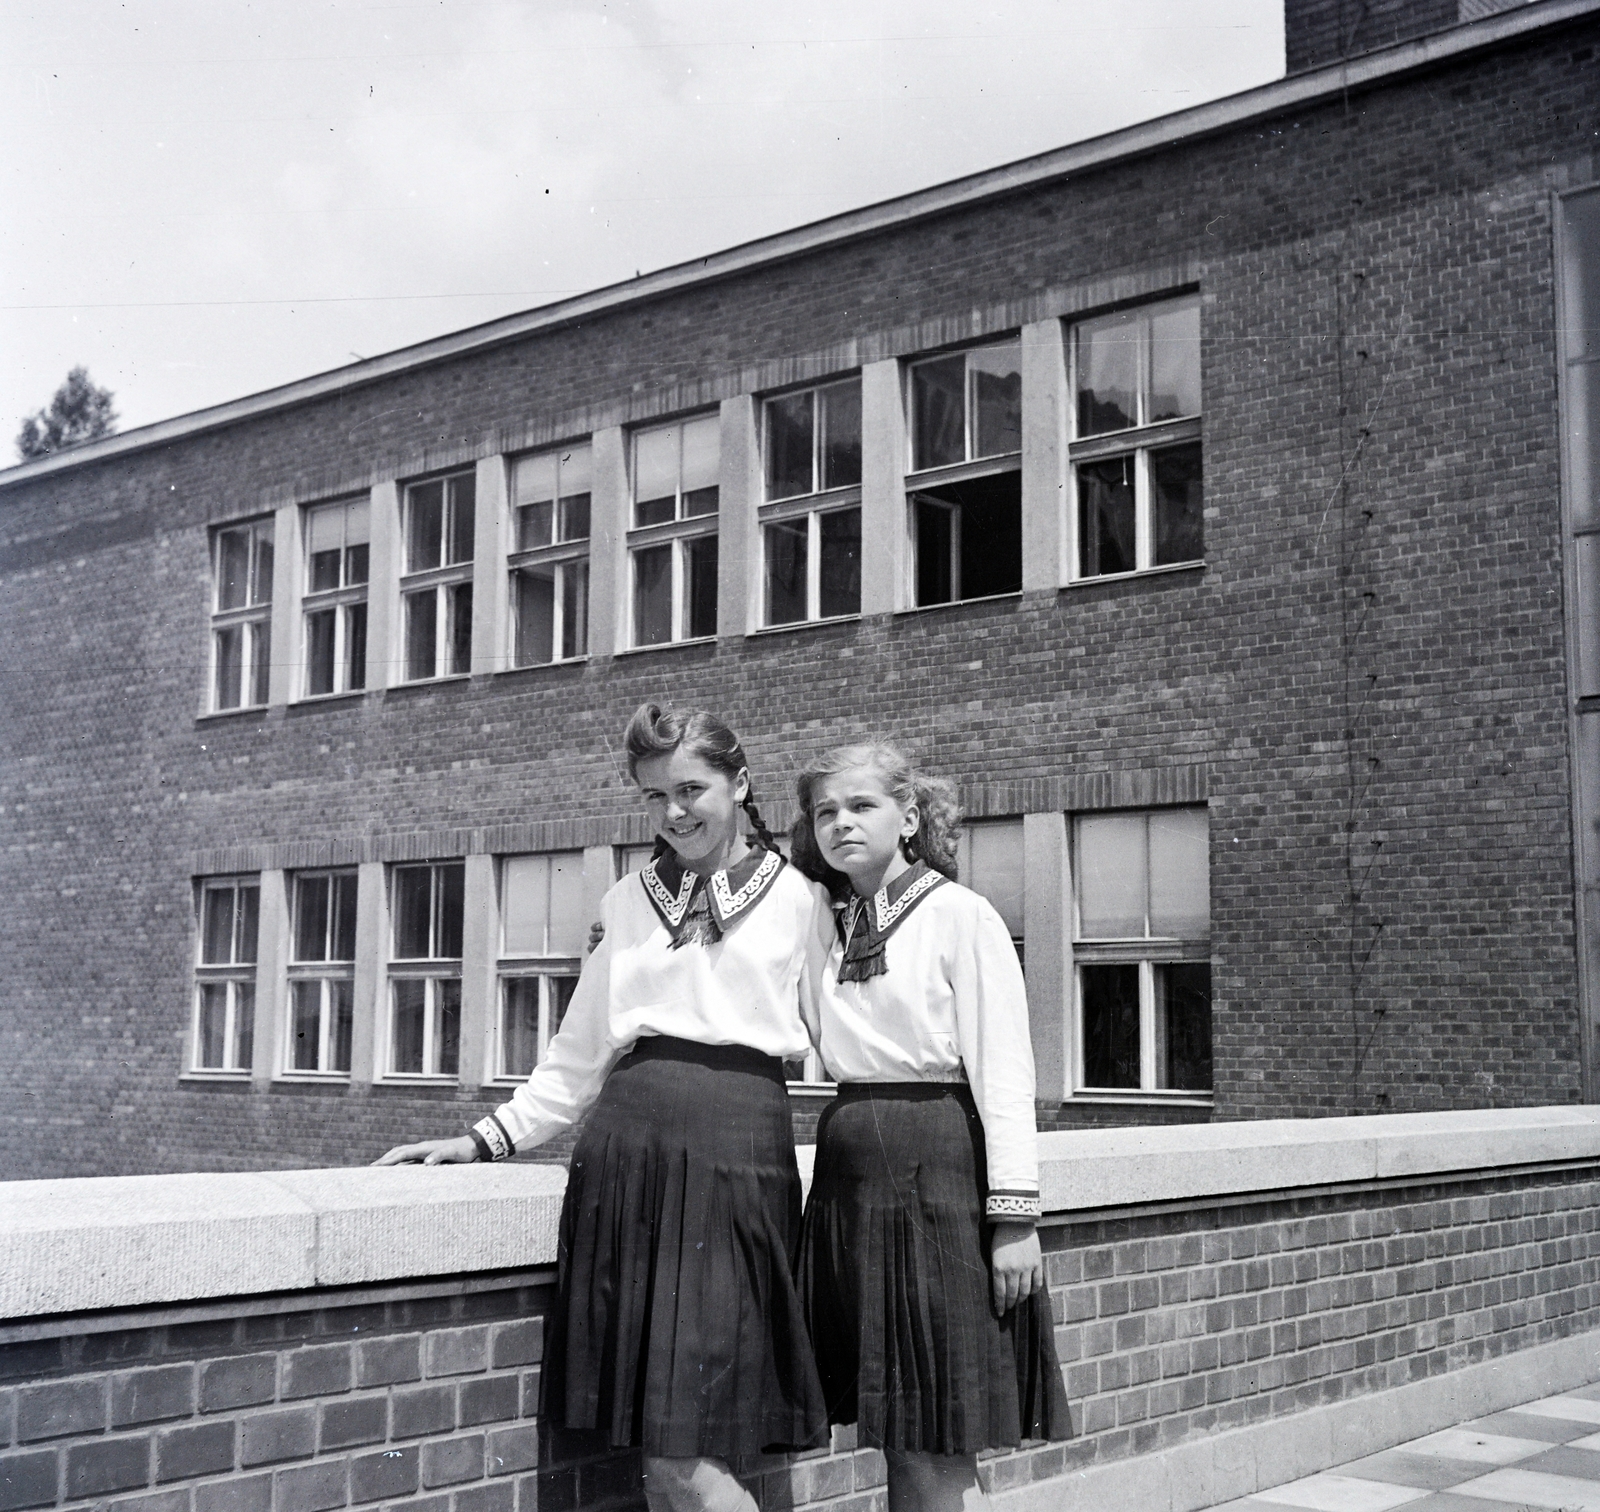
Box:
286 871 356 1075
1071 295 1202 579
401 472 475 681
510 444 590 666
388 861 464 1077
958 818 1025 968
762 381 862 625
496 853 585 1080
302 499 369 697
616 843 656 877
1073 808 1211 1096
210 519 273 711
907 341 1022 606
192 877 259 1072
629 415 719 646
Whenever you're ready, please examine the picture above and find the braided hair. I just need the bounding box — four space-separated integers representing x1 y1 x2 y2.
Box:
622 702 784 857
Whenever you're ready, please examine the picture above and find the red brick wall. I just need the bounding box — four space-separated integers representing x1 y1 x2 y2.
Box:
0 21 1597 1174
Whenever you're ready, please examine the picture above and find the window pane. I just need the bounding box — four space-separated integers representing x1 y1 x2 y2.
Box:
513 451 557 531
681 415 721 497
435 979 461 1076
1149 807 1210 937
197 984 229 1068
329 980 353 1073
306 609 336 697
682 485 719 518
345 500 370 544
391 980 426 1074
559 493 591 543
559 444 592 511
1561 187 1600 363
516 500 554 552
236 885 259 964
913 497 956 606
407 481 443 572
307 507 344 591
332 873 358 961
634 427 678 524
818 508 861 619
548 852 586 957
1077 813 1147 937
685 535 719 639
393 868 433 958
248 621 271 706
1149 299 1201 422
201 886 235 964
1152 442 1204 566
404 589 436 681
971 343 1022 459
1077 456 1136 577
912 356 967 470
346 543 369 586
561 560 589 659
291 980 322 1070
965 819 1025 939
766 392 814 500
503 855 552 956
502 978 541 1078
820 382 862 490
514 566 556 667
633 545 673 646
437 863 465 959
214 626 243 711
1081 964 1141 1088
346 603 367 691
217 529 250 610
1077 311 1139 435
251 532 274 606
294 874 330 961
447 582 473 676
549 975 578 1040
1570 361 1599 531
1158 963 1212 1091
233 984 255 1069
1577 532 1600 700
448 474 476 565
764 519 808 625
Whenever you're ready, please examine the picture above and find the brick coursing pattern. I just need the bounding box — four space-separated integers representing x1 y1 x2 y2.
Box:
0 23 1597 1176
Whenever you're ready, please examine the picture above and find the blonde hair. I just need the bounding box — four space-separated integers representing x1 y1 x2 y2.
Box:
791 739 961 892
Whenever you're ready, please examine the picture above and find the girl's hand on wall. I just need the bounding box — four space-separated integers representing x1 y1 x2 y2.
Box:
990 1221 1044 1314
371 1135 478 1166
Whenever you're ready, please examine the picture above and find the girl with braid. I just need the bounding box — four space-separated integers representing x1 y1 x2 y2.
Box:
790 739 1071 1512
377 703 832 1512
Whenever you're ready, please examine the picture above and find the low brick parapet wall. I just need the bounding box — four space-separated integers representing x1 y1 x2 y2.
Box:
3 1107 1600 1511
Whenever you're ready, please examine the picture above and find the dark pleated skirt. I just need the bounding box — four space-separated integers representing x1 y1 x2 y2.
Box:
540 1035 829 1459
798 1082 1072 1455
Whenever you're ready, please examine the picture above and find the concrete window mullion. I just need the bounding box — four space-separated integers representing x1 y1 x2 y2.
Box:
588 427 627 659
718 395 758 636
363 482 401 691
348 860 387 1087
457 853 497 1092
267 504 301 706
1021 320 1068 592
253 869 290 1090
471 455 509 676
859 358 906 616
1022 812 1071 1102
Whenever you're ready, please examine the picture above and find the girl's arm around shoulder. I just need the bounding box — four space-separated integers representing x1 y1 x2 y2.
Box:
795 873 837 1057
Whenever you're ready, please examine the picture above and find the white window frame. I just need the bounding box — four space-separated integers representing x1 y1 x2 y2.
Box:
1068 294 1203 582
627 417 719 648
494 851 585 1085
1070 807 1212 1102
509 442 592 668
208 519 274 713
300 499 369 700
191 875 259 1075
400 471 476 683
385 861 464 1080
284 869 357 1079
760 501 862 627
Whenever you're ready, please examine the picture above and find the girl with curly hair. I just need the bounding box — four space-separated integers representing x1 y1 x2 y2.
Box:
791 739 1070 1512
378 703 832 1512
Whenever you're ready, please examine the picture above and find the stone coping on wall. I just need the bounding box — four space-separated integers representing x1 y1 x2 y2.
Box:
4 1105 1596 1322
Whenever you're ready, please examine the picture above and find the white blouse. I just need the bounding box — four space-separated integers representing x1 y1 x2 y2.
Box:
479 861 832 1153
816 879 1041 1208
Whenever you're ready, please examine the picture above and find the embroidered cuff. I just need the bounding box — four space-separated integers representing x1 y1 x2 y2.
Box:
467 1129 494 1163
472 1114 516 1162
986 1189 1041 1221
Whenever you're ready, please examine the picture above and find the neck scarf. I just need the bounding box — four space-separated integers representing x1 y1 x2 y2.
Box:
640 844 786 949
836 860 948 982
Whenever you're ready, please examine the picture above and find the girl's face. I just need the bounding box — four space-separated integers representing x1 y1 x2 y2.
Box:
810 765 919 892
635 747 748 869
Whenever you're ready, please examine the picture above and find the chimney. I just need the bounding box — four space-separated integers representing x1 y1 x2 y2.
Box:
1284 0 1538 72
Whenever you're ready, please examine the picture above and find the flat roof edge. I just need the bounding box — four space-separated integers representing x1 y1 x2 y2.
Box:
4 0 1595 492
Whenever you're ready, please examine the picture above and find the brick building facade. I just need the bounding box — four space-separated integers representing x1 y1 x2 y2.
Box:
1 0 1596 1177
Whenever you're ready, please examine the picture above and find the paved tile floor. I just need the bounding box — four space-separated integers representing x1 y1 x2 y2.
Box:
1209 1383 1600 1511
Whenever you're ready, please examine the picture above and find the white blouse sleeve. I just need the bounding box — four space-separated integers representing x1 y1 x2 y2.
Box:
473 889 625 1156
949 893 1042 1219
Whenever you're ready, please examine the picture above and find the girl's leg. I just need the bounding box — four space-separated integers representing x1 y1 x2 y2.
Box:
884 1449 990 1512
641 1455 757 1512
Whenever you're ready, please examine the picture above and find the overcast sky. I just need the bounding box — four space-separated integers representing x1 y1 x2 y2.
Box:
2 1 1284 443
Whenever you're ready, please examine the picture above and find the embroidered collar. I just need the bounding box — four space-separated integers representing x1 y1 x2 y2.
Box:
836 860 947 982
640 845 786 949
